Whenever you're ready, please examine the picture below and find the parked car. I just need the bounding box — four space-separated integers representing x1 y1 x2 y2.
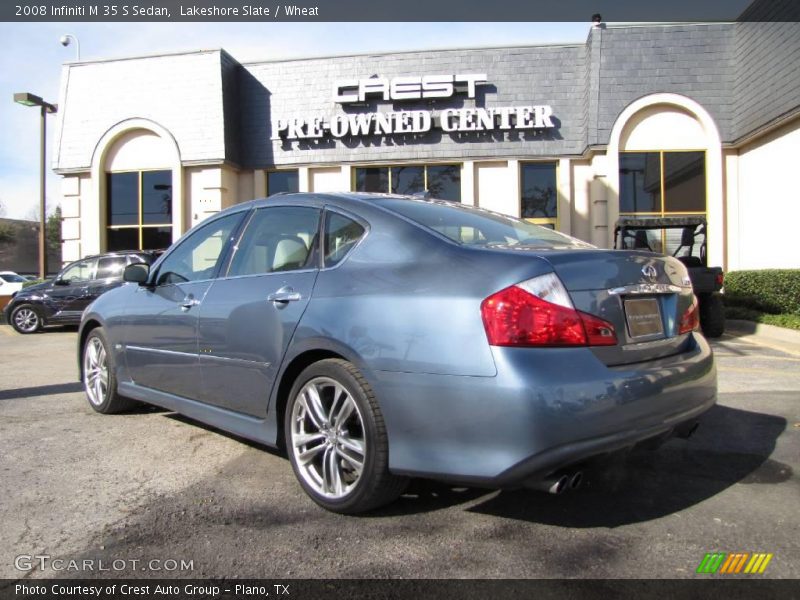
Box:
78 193 716 513
0 271 28 295
5 251 160 334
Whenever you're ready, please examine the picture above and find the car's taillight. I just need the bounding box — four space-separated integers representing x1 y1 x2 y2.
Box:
679 296 700 334
480 273 617 347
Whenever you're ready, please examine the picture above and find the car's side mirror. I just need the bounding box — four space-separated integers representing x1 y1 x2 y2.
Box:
124 263 150 285
53 278 69 286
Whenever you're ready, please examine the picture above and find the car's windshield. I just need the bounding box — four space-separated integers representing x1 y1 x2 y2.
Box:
375 197 593 249
0 273 26 283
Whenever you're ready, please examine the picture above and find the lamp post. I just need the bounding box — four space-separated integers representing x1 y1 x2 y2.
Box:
13 92 58 279
59 34 80 60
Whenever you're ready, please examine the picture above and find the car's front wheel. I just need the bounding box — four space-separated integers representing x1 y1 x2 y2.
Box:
10 304 42 334
285 359 407 514
82 327 137 414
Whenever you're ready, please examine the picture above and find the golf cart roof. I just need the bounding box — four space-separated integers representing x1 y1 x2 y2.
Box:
615 216 707 230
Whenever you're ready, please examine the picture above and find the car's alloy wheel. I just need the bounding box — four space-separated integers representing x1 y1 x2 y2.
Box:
11 306 40 334
83 336 109 407
285 359 407 513
82 327 137 414
290 376 366 499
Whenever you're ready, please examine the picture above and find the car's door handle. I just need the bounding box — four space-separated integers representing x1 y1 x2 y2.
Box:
180 298 200 311
267 287 302 304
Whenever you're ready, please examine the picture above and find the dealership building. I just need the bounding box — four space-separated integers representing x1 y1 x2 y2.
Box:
53 9 800 271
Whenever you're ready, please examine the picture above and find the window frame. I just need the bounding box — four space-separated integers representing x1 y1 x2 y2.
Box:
351 163 463 202
106 168 174 251
519 161 559 229
618 150 708 217
59 258 97 284
618 150 708 254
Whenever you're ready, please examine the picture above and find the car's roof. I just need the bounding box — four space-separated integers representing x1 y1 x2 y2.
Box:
79 249 159 260
217 191 457 218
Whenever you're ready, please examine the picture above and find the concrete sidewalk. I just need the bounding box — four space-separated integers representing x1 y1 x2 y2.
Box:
726 319 800 356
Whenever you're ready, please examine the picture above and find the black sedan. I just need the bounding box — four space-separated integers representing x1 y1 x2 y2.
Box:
4 250 159 334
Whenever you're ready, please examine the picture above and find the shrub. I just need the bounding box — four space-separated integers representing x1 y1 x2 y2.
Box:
724 270 800 315
22 279 45 288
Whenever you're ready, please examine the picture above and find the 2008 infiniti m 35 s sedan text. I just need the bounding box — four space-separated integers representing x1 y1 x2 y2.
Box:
78 193 716 513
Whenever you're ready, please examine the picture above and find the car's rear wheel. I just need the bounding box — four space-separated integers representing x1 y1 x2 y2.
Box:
285 359 407 514
83 327 137 414
10 304 42 334
699 293 725 338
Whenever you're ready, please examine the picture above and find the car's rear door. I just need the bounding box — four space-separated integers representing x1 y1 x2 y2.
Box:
86 255 128 304
195 205 322 417
49 258 97 319
123 212 245 400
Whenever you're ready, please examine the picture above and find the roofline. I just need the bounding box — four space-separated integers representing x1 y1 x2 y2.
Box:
61 47 230 67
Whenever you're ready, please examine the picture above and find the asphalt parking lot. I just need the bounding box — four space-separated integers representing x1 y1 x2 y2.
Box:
0 324 797 579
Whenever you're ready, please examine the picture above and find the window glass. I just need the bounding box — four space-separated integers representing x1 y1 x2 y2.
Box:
1 273 26 283
355 167 389 193
619 153 661 213
267 170 299 195
142 227 173 250
95 256 127 279
521 163 558 219
141 171 173 225
155 213 242 285
355 165 461 201
663 152 705 213
60 259 95 283
107 229 138 252
228 207 320 277
325 212 365 267
374 198 590 249
426 165 461 201
107 172 138 226
391 166 425 195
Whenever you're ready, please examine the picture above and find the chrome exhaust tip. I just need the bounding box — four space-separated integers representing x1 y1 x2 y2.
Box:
528 473 570 495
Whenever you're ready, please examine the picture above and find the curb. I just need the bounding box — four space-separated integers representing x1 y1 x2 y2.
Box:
725 319 800 356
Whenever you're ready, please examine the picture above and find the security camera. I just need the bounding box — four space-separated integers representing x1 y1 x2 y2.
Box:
60 35 71 47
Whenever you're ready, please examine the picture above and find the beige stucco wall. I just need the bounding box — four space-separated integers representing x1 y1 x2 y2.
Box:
728 117 800 270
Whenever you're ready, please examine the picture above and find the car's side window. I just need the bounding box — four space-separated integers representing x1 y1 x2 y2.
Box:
60 259 96 283
155 213 243 286
95 256 127 280
227 207 320 277
324 212 365 268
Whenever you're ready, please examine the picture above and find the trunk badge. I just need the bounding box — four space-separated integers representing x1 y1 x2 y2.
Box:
641 265 658 281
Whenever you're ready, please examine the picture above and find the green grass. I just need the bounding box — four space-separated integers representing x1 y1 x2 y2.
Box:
725 305 800 331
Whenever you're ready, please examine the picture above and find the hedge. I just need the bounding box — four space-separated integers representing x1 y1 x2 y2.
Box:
725 306 800 331
724 269 800 315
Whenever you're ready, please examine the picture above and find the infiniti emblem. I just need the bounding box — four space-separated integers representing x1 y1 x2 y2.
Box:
641 265 658 280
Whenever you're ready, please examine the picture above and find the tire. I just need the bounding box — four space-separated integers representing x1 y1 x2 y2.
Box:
699 293 725 338
10 304 42 334
284 359 408 514
82 327 138 414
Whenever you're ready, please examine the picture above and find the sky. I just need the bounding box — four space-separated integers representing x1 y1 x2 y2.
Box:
0 21 591 220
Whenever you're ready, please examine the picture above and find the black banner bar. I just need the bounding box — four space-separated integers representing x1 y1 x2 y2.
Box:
2 579 799 600
5 0 800 23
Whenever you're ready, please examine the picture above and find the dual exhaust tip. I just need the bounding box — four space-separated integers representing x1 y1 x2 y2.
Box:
528 470 584 495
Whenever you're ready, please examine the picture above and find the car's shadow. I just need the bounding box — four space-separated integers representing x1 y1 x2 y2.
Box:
144 399 789 525
370 402 790 524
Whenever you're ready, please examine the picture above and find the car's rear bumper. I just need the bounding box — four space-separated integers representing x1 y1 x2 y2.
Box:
371 333 716 486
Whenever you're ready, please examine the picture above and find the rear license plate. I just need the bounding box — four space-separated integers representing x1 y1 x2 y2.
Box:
624 298 664 338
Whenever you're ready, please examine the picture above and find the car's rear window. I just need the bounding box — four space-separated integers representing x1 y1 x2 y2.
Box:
374 198 592 249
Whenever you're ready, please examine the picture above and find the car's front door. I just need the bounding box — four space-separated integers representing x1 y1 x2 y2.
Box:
196 205 322 417
123 212 245 400
49 258 97 319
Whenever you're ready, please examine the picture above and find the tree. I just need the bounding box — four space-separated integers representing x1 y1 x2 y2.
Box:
46 206 62 252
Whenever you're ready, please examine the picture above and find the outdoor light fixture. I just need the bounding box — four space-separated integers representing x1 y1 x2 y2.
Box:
59 33 81 60
13 92 58 279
